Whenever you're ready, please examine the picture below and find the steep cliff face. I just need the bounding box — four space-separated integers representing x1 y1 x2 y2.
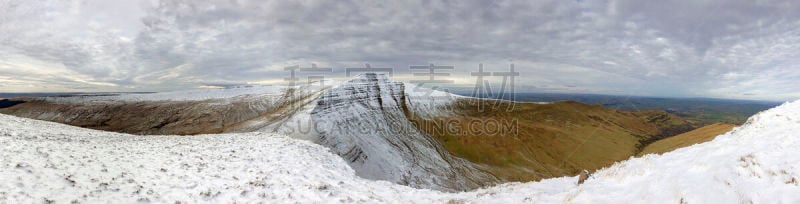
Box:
310 73 500 192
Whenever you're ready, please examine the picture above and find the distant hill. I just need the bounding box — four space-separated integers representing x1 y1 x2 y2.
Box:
453 92 781 125
0 92 154 98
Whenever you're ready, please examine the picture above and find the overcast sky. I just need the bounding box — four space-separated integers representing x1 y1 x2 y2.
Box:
1 0 799 101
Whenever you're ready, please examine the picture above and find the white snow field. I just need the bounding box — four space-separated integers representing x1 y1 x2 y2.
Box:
2 97 800 203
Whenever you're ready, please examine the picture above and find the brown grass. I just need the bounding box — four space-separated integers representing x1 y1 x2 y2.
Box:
409 99 697 182
637 123 735 156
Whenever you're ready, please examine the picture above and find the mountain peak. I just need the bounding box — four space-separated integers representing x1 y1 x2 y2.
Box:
347 72 393 83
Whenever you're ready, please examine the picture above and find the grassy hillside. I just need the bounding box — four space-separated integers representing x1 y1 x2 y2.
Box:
408 99 697 182
637 123 736 156
505 93 780 125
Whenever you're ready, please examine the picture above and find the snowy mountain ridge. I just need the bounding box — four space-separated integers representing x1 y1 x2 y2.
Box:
309 73 498 191
2 74 799 202
1 95 799 203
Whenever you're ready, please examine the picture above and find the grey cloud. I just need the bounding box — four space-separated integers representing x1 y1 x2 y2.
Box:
0 0 798 101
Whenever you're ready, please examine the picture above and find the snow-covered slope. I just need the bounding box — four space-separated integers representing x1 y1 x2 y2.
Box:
309 73 499 192
0 84 330 135
563 100 800 203
1 98 800 203
0 113 430 203
1 74 500 191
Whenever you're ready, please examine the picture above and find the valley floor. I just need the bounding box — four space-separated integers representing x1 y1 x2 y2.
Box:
1 100 800 203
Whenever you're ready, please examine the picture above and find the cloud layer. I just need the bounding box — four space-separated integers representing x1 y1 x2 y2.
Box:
1 0 799 101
